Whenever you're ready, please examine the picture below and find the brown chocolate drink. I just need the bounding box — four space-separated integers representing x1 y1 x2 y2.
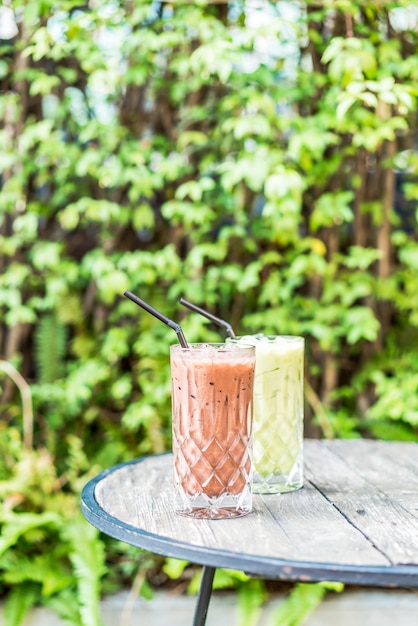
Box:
170 344 255 502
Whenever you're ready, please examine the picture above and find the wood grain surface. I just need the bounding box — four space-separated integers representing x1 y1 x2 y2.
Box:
82 439 418 587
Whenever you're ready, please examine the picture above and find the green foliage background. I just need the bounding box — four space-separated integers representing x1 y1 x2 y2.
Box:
0 0 417 624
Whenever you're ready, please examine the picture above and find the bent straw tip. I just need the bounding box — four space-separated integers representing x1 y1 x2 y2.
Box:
123 289 189 348
179 297 236 338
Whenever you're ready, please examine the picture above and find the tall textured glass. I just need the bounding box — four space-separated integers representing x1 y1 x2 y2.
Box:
170 343 256 519
227 335 304 494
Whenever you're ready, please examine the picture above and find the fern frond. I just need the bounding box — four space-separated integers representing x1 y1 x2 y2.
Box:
269 582 333 626
3 583 38 626
64 515 107 626
3 553 73 596
237 578 268 626
0 511 60 557
34 315 67 383
45 589 84 626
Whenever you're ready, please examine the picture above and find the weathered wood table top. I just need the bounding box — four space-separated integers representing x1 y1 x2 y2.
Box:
81 439 418 588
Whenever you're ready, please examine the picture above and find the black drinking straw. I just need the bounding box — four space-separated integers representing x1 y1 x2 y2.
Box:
124 290 189 348
179 297 236 339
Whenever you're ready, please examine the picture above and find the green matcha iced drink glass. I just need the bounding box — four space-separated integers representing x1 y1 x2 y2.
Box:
227 334 304 494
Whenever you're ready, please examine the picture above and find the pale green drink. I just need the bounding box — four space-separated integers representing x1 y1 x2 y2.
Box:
227 335 304 493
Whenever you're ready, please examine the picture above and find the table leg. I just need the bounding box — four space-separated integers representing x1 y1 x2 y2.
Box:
192 566 216 626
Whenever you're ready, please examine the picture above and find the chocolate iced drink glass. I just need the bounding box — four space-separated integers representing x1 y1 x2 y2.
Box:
170 343 256 519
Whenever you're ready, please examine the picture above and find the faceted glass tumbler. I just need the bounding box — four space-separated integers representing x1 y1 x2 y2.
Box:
170 343 256 519
227 335 304 494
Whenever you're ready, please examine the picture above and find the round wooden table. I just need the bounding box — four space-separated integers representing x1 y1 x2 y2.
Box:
81 439 418 625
